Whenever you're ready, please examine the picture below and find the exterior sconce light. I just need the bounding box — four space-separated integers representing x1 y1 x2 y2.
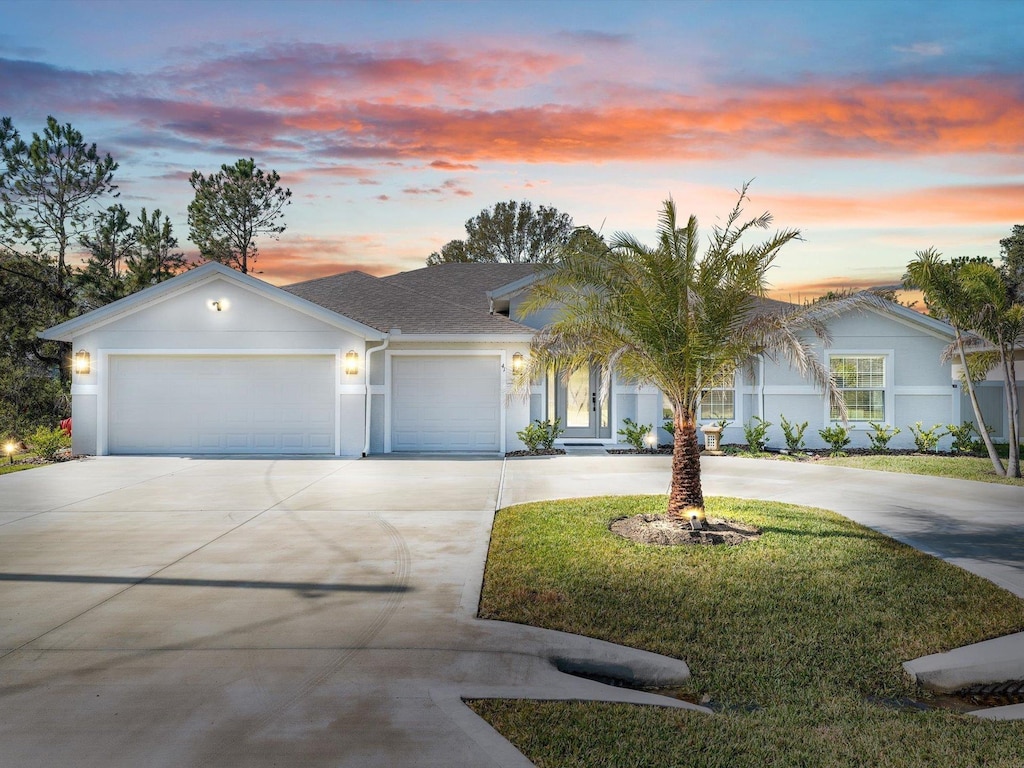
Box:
4 442 15 464
344 350 360 375
511 352 525 374
73 350 91 375
209 299 228 312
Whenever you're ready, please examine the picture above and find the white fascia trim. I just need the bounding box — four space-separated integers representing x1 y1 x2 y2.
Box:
41 262 384 341
486 273 541 300
96 348 343 457
383 348 507 454
871 303 956 341
390 333 535 343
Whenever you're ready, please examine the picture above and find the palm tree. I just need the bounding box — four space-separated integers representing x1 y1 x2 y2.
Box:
903 249 1009 476
522 184 857 523
958 261 1022 477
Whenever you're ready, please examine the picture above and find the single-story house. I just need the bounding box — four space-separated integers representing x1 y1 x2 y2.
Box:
41 261 1022 456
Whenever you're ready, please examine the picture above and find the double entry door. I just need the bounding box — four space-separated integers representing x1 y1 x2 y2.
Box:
552 365 610 439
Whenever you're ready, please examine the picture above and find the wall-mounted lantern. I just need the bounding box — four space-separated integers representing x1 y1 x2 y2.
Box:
344 349 360 375
209 299 229 312
73 350 91 375
511 352 525 374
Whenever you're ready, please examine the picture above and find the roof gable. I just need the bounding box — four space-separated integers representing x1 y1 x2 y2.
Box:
41 261 385 342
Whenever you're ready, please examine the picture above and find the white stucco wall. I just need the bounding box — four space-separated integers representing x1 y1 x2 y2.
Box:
754 309 956 451
68 274 370 456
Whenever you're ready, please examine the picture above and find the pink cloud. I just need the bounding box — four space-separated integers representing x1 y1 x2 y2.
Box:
5 48 1023 166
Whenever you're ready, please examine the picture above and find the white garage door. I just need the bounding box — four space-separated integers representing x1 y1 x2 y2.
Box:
108 355 335 454
391 356 501 452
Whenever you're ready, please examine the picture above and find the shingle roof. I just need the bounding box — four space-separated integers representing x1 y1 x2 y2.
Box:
283 264 537 335
383 263 539 311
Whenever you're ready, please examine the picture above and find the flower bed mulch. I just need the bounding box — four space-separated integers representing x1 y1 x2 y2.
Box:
610 513 762 546
504 448 567 458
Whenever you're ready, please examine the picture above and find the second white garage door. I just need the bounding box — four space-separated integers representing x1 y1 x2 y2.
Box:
108 355 336 454
391 356 501 452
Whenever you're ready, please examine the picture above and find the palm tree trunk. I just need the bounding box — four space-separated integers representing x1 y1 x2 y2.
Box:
955 330 1005 476
1002 347 1021 478
667 409 705 523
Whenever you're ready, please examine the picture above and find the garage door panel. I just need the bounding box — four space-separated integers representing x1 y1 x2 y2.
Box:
109 355 335 455
390 356 500 453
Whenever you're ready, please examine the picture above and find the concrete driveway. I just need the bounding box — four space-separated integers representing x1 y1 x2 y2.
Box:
0 456 700 768
1 454 1022 767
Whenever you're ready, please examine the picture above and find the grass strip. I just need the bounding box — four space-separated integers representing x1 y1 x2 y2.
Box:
818 454 1024 486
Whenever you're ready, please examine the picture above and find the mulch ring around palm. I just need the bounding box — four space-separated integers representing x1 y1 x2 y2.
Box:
610 514 761 546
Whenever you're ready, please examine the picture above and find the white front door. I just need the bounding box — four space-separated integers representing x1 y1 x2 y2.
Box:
555 365 608 439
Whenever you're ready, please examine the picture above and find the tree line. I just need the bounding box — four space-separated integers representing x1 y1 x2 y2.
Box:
0 116 291 437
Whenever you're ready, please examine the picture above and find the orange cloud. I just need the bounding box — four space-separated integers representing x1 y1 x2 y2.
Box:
11 45 1022 166
250 235 397 285
767 275 923 309
762 183 1024 227
272 75 1024 164
430 160 479 171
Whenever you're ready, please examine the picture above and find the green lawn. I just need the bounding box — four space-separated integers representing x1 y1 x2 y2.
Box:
472 496 1024 768
0 456 40 475
817 454 1024 487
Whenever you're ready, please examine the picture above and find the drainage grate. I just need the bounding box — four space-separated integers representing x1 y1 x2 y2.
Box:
952 680 1024 708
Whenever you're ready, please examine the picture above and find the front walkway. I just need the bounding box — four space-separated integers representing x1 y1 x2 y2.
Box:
0 454 1021 766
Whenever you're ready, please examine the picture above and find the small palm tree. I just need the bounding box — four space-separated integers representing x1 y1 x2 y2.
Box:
958 261 1022 477
523 184 856 523
904 249 1010 476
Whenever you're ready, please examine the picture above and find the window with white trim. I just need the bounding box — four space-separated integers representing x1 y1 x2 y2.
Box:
830 355 885 421
699 373 735 420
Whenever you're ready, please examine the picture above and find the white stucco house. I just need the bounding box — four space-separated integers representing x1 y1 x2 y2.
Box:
41 260 1021 456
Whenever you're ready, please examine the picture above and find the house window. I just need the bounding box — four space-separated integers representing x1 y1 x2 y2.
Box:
830 355 885 421
699 373 735 421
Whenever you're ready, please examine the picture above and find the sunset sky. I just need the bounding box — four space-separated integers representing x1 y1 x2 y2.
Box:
2 0 1022 299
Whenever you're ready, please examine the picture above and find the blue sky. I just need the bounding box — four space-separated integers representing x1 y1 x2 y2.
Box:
2 0 1022 296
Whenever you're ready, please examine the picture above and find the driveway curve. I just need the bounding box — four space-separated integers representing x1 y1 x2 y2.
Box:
0 453 1021 766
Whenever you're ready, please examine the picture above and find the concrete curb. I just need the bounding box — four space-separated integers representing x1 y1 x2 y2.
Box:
903 631 1024 693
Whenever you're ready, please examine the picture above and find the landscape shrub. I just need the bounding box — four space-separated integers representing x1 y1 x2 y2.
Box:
778 414 808 452
26 425 71 461
866 421 901 452
947 421 983 454
516 418 564 452
617 418 654 451
908 421 946 453
742 416 771 453
818 424 852 457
